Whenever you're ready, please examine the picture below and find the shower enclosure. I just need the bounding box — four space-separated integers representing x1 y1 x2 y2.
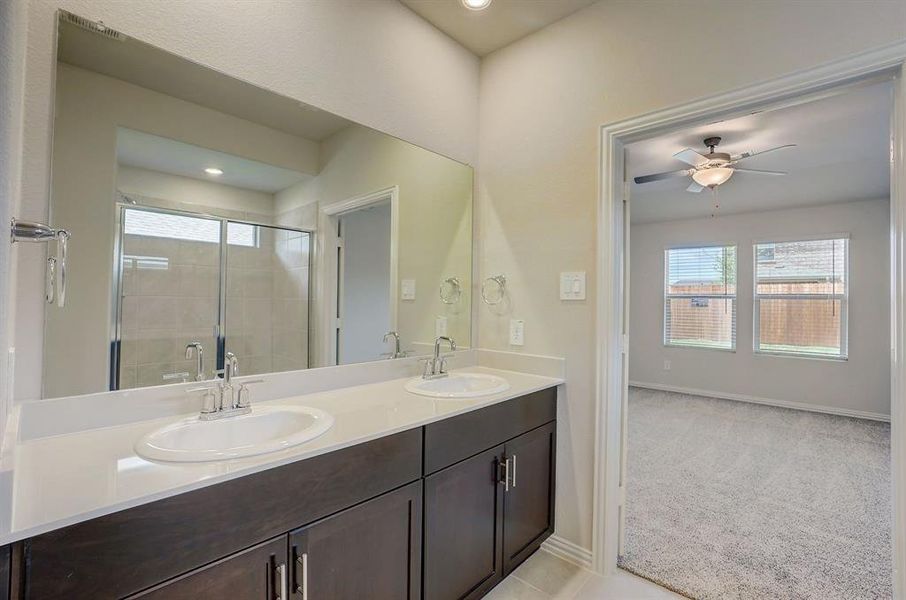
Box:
111 205 311 390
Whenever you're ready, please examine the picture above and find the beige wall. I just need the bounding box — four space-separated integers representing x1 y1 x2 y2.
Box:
0 0 28 439
630 199 890 417
477 0 906 552
303 125 474 363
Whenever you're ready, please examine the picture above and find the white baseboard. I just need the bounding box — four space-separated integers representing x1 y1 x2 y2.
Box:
541 535 593 569
629 381 891 422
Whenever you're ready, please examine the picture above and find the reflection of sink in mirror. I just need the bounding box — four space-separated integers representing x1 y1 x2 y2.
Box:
404 373 510 399
35 17 474 401
134 405 334 463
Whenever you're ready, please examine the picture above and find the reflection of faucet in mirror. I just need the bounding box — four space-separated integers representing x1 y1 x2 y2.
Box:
185 342 205 381
382 331 410 359
422 336 456 379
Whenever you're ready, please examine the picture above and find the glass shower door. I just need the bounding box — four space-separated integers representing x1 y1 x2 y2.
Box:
224 222 311 377
116 207 222 389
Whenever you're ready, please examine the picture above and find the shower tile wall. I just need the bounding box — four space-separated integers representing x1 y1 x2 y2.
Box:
225 225 310 377
119 235 220 389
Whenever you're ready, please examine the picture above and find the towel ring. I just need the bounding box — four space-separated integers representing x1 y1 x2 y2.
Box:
439 277 463 304
481 274 507 306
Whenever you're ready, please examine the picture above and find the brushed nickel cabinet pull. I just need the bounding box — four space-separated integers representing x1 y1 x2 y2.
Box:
275 563 287 600
511 454 517 489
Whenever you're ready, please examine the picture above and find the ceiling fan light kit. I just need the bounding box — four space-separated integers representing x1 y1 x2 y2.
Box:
634 136 795 193
692 166 733 188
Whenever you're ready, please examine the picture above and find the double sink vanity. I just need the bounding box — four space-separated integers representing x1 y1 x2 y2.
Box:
4 10 564 599
0 353 562 599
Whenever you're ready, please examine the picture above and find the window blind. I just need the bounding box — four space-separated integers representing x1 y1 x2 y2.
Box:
664 245 737 350
754 238 848 358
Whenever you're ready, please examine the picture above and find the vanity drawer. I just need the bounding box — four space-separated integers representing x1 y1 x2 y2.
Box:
423 387 557 475
23 429 422 600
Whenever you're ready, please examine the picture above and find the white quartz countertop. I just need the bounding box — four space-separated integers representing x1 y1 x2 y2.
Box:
1 366 562 545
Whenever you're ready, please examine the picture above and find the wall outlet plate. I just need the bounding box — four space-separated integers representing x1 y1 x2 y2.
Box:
560 271 586 300
435 315 448 337
509 319 525 346
400 279 416 300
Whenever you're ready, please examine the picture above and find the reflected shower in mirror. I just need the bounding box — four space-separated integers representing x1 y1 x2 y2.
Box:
41 12 472 398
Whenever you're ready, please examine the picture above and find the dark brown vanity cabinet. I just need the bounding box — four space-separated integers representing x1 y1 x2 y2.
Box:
127 537 287 600
423 389 557 600
288 481 422 599
501 422 556 574
9 387 557 600
424 446 506 599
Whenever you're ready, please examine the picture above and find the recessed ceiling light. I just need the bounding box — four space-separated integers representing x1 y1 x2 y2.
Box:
461 0 492 10
204 167 224 176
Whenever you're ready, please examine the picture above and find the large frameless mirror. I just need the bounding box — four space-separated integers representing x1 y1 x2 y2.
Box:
41 11 473 398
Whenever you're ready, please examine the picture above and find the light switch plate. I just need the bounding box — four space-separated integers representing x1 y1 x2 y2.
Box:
509 319 525 346
401 279 416 301
560 271 586 300
435 315 448 337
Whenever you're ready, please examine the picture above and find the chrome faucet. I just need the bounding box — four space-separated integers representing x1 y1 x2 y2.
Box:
422 336 456 379
188 352 263 420
185 342 205 382
382 331 409 359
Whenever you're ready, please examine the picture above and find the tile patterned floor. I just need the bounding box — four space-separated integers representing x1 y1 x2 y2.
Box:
484 549 684 599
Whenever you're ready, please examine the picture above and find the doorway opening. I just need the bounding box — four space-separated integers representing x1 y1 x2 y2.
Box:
594 51 906 599
319 186 399 366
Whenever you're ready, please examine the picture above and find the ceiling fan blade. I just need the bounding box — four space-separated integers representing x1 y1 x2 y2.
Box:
732 144 796 162
633 169 690 184
673 148 709 167
686 181 704 193
734 167 787 176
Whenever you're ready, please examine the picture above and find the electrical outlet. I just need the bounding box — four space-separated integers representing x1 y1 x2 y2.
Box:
509 319 525 346
435 315 448 337
663 359 671 371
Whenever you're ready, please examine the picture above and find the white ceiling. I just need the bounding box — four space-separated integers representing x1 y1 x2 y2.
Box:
116 129 309 194
627 81 892 224
400 0 597 56
58 20 352 142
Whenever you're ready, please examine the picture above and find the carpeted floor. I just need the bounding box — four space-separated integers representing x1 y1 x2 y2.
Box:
619 387 892 600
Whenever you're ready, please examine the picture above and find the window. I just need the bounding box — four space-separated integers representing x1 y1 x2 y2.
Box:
664 245 737 350
754 238 848 359
123 208 258 247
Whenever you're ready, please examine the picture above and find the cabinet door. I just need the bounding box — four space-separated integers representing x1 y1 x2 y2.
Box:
127 536 288 600
289 480 422 600
424 445 505 600
502 422 556 575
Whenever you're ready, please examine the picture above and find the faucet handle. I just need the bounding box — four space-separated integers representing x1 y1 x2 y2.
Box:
187 384 220 414
235 379 265 409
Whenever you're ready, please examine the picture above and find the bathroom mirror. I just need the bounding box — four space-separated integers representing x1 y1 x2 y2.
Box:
41 12 473 398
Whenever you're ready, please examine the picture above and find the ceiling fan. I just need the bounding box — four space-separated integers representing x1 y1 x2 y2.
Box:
633 137 796 193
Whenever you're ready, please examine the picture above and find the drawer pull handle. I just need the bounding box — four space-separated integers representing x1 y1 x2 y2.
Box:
501 457 510 492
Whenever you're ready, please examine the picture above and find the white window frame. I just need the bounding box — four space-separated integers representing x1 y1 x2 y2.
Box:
752 236 849 360
663 243 738 351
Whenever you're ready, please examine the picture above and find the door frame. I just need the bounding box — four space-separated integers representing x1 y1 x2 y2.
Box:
317 186 399 367
592 41 906 596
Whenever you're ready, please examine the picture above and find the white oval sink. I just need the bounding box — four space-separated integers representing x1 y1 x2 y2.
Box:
405 373 510 398
135 404 334 463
